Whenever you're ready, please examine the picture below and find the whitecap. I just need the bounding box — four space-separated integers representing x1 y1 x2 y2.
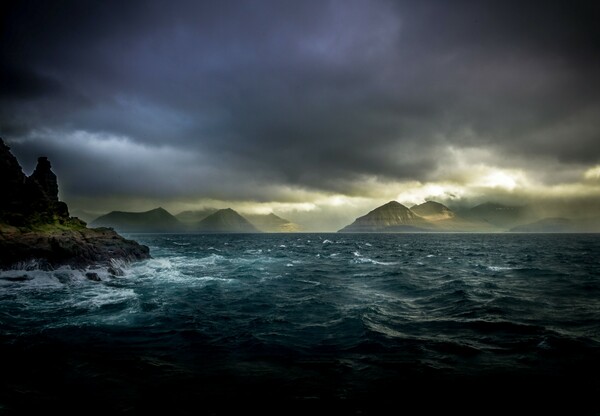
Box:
0 265 121 289
351 257 397 266
7 258 45 271
537 338 551 350
260 274 282 282
363 320 405 338
298 279 320 286
197 254 226 266
0 273 33 282
488 266 513 272
71 287 138 311
196 276 236 284
322 239 333 244
0 269 63 289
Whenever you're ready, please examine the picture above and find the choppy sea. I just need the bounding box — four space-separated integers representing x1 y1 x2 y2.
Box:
1 233 599 414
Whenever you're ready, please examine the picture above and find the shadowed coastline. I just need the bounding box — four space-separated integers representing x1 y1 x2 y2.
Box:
0 138 150 270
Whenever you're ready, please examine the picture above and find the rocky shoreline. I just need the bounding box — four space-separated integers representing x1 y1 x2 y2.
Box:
0 138 150 271
0 224 150 271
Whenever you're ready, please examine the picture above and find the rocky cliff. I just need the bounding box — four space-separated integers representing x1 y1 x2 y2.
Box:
0 138 150 270
1 140 70 227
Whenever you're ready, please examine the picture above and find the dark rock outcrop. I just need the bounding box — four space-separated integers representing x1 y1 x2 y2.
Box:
85 272 101 282
0 139 29 224
29 156 59 203
0 225 150 270
0 137 151 270
1 140 71 227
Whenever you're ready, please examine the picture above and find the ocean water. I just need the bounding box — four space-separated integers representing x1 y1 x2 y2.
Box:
1 233 599 413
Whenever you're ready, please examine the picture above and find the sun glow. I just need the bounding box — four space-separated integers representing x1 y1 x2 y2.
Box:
584 165 600 180
479 171 517 190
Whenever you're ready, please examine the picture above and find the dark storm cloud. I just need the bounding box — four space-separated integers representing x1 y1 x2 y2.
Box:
0 64 64 100
1 0 599 201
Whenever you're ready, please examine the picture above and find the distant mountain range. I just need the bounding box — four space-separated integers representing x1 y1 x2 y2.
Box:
175 208 218 224
193 208 258 233
338 200 488 233
461 202 534 228
510 217 600 233
244 213 301 232
88 201 599 234
90 207 186 233
338 201 426 232
410 201 454 221
89 207 300 233
338 200 600 233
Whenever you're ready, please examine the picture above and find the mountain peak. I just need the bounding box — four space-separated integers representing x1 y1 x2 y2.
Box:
467 201 532 228
339 200 424 232
175 208 218 224
196 208 259 233
90 207 183 232
382 200 404 208
415 201 445 208
411 201 455 221
243 212 301 232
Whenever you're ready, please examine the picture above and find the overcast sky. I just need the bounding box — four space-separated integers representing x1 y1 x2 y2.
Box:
1 0 599 230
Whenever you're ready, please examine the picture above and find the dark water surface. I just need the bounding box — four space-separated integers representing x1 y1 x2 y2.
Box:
1 234 599 413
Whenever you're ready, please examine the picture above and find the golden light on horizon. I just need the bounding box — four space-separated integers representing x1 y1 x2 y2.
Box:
584 166 600 180
479 171 518 190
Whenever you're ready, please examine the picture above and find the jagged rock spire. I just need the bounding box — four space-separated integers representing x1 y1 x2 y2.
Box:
0 137 69 226
0 138 28 221
29 156 59 202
